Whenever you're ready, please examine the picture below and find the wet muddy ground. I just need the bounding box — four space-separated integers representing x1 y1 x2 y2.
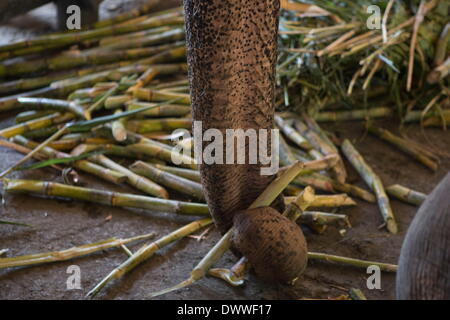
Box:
1 1 450 300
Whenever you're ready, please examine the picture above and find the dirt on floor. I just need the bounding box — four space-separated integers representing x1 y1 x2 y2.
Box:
1 1 450 301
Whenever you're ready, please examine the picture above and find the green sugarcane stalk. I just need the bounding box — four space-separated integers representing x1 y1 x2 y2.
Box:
292 171 376 203
93 0 163 28
308 252 397 272
130 161 204 201
386 184 427 206
126 142 197 170
368 126 438 171
98 28 185 51
0 44 176 78
98 26 174 46
133 88 190 105
23 126 59 140
285 194 356 207
298 211 350 228
154 164 201 183
126 118 192 133
138 45 186 65
314 107 393 122
0 113 74 139
278 134 298 166
294 118 347 183
86 217 212 298
341 139 398 234
275 115 312 150
105 95 134 109
0 232 157 269
349 288 367 300
0 13 185 59
13 135 127 185
127 102 191 117
3 179 209 216
403 110 450 123
17 97 86 119
92 154 169 199
15 110 55 123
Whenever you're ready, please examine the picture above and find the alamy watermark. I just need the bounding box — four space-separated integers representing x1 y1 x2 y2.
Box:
171 121 280 176
66 5 82 30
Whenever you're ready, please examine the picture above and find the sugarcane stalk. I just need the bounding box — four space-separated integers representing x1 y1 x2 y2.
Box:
386 184 427 206
0 232 157 270
133 88 190 105
127 102 191 117
275 115 312 150
368 126 438 171
285 194 356 207
341 139 398 234
87 217 212 298
278 134 298 166
126 118 192 133
17 97 86 119
294 118 347 183
349 288 367 300
130 161 204 201
92 154 169 199
154 164 201 183
0 113 74 139
314 107 393 122
126 142 197 170
15 110 55 123
292 172 376 203
93 0 163 28
111 110 127 142
298 211 350 228
13 135 127 185
0 13 185 59
3 179 209 216
308 252 397 272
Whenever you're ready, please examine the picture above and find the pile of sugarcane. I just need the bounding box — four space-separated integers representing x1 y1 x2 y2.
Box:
278 0 449 126
0 0 439 300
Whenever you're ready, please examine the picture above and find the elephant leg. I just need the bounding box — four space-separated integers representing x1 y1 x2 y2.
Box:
396 172 450 299
184 0 281 234
56 0 101 30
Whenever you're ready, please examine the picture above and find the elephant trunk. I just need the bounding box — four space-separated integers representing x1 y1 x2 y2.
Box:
184 0 281 234
396 172 450 299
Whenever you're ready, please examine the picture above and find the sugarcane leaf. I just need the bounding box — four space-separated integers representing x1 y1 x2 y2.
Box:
0 220 32 227
67 98 182 132
17 151 106 171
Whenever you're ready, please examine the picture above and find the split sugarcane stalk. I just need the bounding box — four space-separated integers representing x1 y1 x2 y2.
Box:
147 156 338 297
341 139 398 234
0 232 157 269
111 110 127 142
130 161 204 201
368 126 438 171
386 184 427 206
3 179 209 216
298 211 351 229
92 154 169 199
284 194 356 207
87 217 212 298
